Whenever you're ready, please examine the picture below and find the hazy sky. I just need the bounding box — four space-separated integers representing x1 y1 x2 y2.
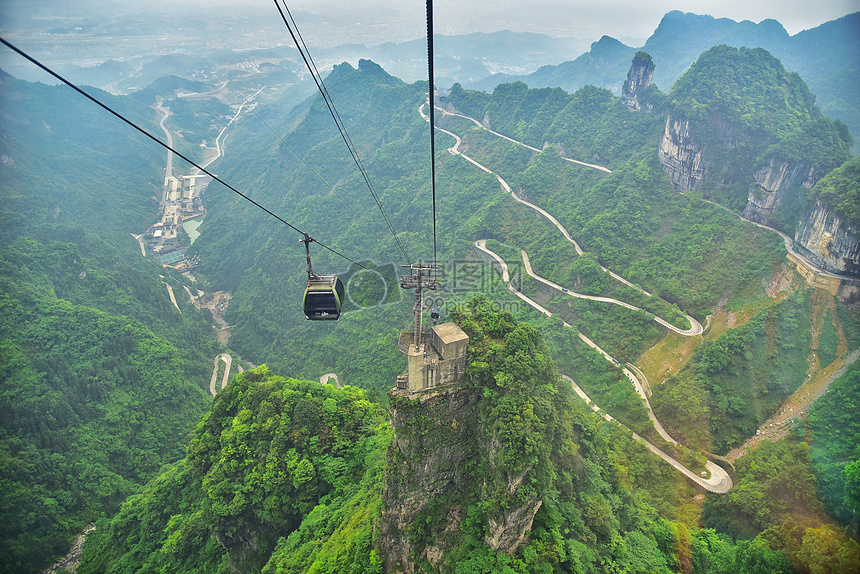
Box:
288 0 860 39
5 0 858 42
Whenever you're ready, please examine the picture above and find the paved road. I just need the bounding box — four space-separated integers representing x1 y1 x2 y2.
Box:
565 375 732 493
433 103 853 476
209 353 233 396
475 239 555 317
161 281 181 313
129 232 147 257
477 239 732 490
434 105 612 173
154 100 174 195
519 249 701 336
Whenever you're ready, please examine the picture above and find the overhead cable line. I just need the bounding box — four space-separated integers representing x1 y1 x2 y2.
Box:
272 0 413 265
0 36 370 271
426 0 438 276
250 108 354 212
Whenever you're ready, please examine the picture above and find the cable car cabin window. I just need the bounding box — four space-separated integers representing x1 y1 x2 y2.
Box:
304 275 345 320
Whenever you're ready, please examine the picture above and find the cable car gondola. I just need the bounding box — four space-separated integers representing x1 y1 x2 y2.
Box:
301 234 345 320
304 274 345 320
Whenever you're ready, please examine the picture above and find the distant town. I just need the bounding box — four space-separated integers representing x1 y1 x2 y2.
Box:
145 172 204 272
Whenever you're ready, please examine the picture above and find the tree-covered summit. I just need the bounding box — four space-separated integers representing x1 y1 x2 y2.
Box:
666 44 851 172
809 156 860 228
74 302 860 573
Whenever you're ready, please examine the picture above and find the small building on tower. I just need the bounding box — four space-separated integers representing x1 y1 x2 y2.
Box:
395 321 469 394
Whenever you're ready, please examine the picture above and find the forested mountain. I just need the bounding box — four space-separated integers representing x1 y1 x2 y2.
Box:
470 11 860 153
0 77 221 572
57 37 859 571
658 45 852 231
2 8 859 572
77 304 860 573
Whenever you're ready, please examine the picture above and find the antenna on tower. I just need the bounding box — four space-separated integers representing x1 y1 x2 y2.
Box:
400 263 439 350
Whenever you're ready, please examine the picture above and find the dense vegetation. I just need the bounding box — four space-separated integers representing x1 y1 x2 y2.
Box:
694 293 813 453
75 304 685 572
443 81 787 320
664 45 852 231
78 368 389 573
0 78 221 572
808 361 860 527
704 439 860 572
384 298 691 572
447 80 662 169
76 302 860 573
4 34 858 572
0 272 211 573
808 156 860 228
647 290 832 455
185 50 817 409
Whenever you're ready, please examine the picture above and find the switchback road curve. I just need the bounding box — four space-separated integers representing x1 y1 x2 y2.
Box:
475 239 732 492
433 101 731 490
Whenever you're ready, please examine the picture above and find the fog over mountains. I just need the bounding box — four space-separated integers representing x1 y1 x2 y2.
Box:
1 4 859 574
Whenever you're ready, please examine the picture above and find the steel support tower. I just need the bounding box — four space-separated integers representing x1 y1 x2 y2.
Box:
400 264 439 350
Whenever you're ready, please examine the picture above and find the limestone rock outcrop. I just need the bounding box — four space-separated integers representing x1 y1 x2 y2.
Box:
794 199 860 276
380 387 476 573
621 52 655 111
741 158 816 225
380 384 542 572
658 116 706 191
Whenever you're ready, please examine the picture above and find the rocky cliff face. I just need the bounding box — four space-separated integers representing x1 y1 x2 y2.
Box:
380 387 474 572
741 158 816 225
621 52 655 111
380 385 541 572
658 116 707 191
794 199 860 276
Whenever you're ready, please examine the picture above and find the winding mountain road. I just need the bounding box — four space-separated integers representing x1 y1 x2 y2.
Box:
434 100 730 490
423 103 702 336
476 239 731 491
565 376 732 493
520 249 701 336
424 100 859 491
477 240 678 445
435 105 612 173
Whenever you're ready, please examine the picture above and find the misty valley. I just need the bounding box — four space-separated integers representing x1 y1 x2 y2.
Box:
1 5 859 574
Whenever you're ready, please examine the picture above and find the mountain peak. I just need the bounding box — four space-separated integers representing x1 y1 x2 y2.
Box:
590 35 629 53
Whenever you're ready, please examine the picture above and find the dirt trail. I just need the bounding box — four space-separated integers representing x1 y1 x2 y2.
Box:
727 291 855 462
727 346 860 462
